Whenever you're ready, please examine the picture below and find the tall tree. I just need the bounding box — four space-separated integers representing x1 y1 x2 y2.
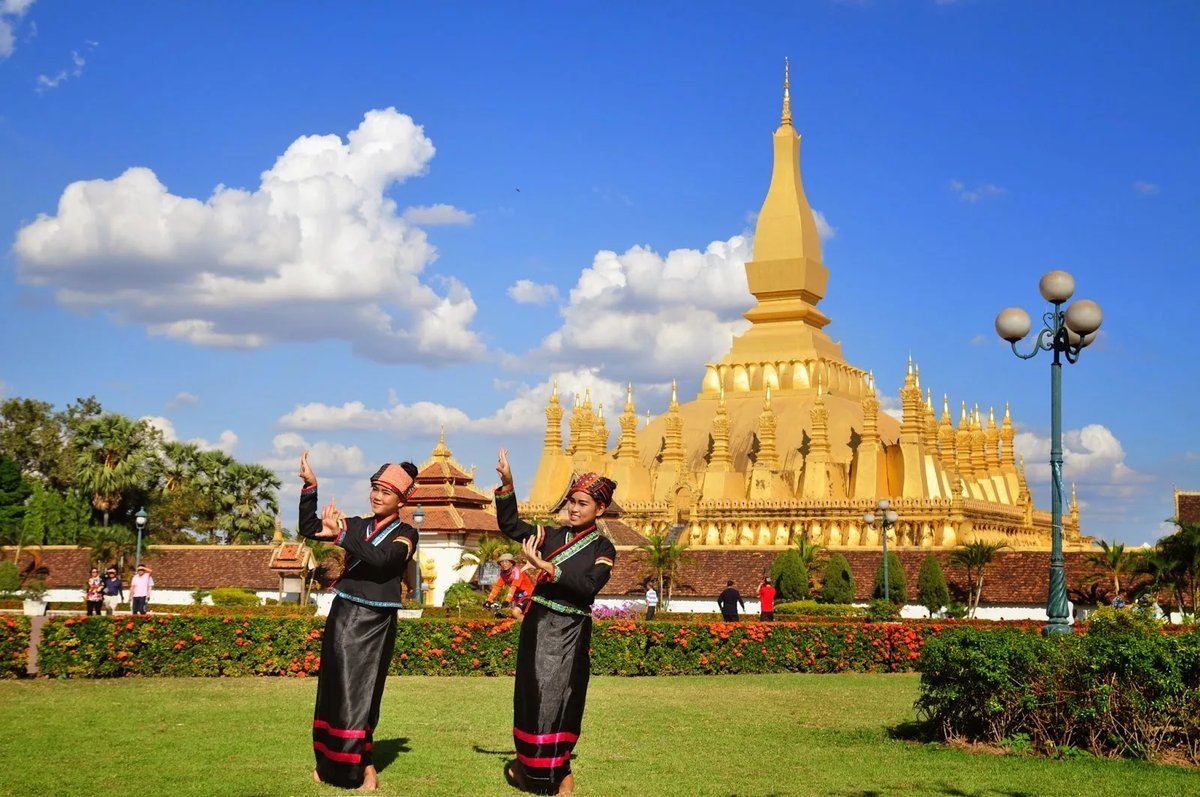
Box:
21 483 94 545
217 462 281 544
1158 521 1200 619
637 534 690 610
1082 539 1137 601
917 554 950 617
455 533 521 576
73 413 158 527
0 455 32 539
79 525 141 576
872 551 908 605
950 541 1008 618
0 398 70 488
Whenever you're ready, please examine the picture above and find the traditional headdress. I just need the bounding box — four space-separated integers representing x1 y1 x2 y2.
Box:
568 472 617 508
370 463 416 497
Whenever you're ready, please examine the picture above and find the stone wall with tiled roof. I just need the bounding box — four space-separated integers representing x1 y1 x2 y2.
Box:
10 544 1113 607
603 548 1110 605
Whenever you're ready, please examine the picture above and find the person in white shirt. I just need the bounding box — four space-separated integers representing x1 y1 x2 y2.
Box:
645 585 659 620
129 565 154 615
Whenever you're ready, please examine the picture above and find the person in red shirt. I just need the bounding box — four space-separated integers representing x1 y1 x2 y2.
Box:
485 553 535 620
758 576 777 621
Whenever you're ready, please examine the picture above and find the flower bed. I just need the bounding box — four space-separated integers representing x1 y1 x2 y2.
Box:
1 616 30 678
33 615 1048 679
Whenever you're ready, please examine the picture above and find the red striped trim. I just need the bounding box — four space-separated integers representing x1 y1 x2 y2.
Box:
513 727 579 745
313 741 362 763
595 557 614 567
517 751 572 768
313 720 368 739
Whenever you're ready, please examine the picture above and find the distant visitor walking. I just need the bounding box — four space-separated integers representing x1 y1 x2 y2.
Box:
717 580 745 622
757 576 776 621
130 565 154 615
298 451 419 791
85 568 104 616
101 568 123 615
645 585 658 620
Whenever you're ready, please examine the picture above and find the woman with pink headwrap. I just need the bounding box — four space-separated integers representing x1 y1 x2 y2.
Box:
299 452 419 791
494 448 617 795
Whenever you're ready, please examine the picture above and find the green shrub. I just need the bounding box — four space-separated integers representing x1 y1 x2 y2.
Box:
442 581 482 616
820 554 854 604
916 623 1200 763
0 561 19 593
209 588 261 607
774 601 864 619
771 550 810 601
865 599 900 622
191 588 211 605
917 555 949 617
871 552 907 605
945 601 968 619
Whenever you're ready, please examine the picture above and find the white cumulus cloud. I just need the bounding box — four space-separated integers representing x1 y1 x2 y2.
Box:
1012 423 1151 499
141 415 239 455
949 179 1006 203
522 235 755 383
401 203 474 226
165 391 200 410
0 0 36 60
507 279 560 305
13 108 485 364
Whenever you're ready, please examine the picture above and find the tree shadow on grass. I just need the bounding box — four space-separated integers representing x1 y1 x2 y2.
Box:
373 737 410 772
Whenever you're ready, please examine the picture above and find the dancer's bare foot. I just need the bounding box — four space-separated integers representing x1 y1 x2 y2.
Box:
312 769 322 784
557 773 575 795
360 765 379 791
505 761 528 790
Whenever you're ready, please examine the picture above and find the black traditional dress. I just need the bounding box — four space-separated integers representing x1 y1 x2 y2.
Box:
495 483 617 788
299 483 418 788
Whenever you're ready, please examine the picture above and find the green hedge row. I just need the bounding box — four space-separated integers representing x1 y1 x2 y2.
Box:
34 615 1018 678
917 609 1200 763
2 616 30 678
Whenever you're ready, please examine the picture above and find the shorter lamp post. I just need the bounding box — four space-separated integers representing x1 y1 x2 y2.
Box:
995 269 1103 636
411 505 426 607
134 507 148 572
863 499 899 603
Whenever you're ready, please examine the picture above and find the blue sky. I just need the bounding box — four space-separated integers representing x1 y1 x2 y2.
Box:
1 1 1197 545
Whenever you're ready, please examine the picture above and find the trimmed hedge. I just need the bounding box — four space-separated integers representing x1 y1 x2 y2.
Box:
35 615 982 678
1 616 30 678
774 601 864 619
916 611 1200 763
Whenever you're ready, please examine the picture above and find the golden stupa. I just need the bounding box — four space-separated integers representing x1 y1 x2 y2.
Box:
522 63 1079 551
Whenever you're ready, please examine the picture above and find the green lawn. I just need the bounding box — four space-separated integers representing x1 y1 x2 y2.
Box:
0 673 1194 796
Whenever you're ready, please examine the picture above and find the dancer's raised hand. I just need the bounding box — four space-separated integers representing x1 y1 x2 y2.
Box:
313 500 341 539
299 450 317 488
496 448 513 486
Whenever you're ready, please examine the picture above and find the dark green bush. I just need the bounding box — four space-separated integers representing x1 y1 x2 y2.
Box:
917 554 949 617
0 561 19 593
820 554 855 604
771 550 810 601
872 552 907 604
916 623 1200 763
209 587 261 606
865 599 900 622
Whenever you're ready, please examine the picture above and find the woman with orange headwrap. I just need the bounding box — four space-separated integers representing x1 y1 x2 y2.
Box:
299 452 420 791
494 448 617 795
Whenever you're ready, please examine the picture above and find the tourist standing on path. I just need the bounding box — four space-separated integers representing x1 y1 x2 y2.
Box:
85 568 104 616
298 451 420 792
101 568 123 615
495 448 617 796
717 580 745 622
757 576 776 621
129 565 154 615
645 585 658 620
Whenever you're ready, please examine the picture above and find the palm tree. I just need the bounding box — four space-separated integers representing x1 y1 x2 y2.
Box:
155 440 203 493
949 541 1008 619
637 534 690 610
1158 521 1200 619
218 462 282 544
1082 539 1136 601
793 537 826 592
79 525 141 576
73 414 158 527
455 533 521 578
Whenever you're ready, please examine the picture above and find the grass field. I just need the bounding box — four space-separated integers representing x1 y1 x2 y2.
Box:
1 673 1195 797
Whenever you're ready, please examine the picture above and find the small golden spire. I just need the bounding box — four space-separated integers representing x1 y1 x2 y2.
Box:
597 402 604 420
781 57 792 126
1003 401 1012 422
974 404 982 428
766 384 774 406
719 385 726 405
988 406 997 430
960 400 968 426
942 393 950 420
551 378 558 399
907 354 913 375
670 378 678 406
926 388 934 411
914 363 921 391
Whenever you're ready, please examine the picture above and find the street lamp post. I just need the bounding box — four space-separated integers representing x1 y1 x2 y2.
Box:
134 507 148 572
411 505 426 607
995 269 1103 636
863 499 899 603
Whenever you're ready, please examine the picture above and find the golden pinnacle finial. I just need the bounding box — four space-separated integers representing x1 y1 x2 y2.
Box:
1003 401 1012 422
671 379 678 404
960 400 968 425
907 354 913 375
988 406 996 429
719 385 726 405
439 424 445 443
766 384 773 406
914 363 921 391
551 378 558 398
624 383 634 412
781 57 792 126
942 393 950 418
584 387 592 406
926 388 934 410
597 402 604 419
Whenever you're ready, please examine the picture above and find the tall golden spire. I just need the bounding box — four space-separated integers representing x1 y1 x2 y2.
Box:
708 388 733 472
938 394 957 475
781 57 792 127
615 384 640 461
543 380 564 452
594 403 609 456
